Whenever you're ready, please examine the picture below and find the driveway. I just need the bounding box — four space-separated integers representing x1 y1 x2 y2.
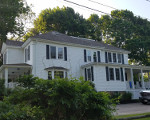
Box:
115 103 150 116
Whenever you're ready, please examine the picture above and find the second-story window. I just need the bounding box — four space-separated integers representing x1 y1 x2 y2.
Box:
3 52 7 64
50 46 56 59
93 52 97 62
113 53 117 63
25 45 30 62
118 54 122 63
87 50 91 62
108 52 112 62
58 48 63 59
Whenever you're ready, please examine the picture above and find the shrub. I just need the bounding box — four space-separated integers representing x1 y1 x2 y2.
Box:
110 91 132 104
2 76 115 120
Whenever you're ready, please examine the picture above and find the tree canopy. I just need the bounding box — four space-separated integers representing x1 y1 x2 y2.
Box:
0 0 31 43
99 10 150 65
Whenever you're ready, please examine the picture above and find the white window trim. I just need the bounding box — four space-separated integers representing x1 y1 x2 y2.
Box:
48 70 67 80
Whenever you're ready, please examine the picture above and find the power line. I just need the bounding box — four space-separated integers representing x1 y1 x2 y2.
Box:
88 0 150 21
63 0 110 15
88 0 117 10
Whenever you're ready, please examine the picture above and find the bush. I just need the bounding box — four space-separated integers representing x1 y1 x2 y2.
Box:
110 91 132 104
1 76 115 120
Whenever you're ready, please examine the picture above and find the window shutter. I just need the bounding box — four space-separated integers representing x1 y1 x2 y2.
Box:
120 68 124 81
97 51 101 62
84 49 87 62
64 47 67 61
91 66 94 81
105 52 108 63
122 54 124 64
46 45 49 59
85 68 87 81
106 67 109 81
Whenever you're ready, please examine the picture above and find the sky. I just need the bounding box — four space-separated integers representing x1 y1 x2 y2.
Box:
26 0 150 21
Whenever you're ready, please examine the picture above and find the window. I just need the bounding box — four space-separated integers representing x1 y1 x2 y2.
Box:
118 54 122 63
113 53 117 63
48 71 52 80
28 46 30 60
115 68 120 80
3 52 6 64
93 52 97 62
87 68 91 81
109 68 114 80
58 48 63 59
50 46 56 59
108 52 112 62
25 46 30 62
54 71 64 78
87 50 91 62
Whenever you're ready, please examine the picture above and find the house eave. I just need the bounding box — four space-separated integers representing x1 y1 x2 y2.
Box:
81 62 150 70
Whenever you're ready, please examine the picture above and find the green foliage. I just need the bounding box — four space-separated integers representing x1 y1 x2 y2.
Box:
99 10 150 65
0 79 5 99
1 76 115 120
17 75 38 89
110 92 132 104
0 0 32 43
23 6 90 41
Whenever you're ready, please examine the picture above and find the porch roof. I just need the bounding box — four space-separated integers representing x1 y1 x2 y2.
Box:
45 66 68 70
81 62 150 70
0 63 32 72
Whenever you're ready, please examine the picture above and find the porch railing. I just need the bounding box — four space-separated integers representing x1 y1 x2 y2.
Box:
8 82 18 88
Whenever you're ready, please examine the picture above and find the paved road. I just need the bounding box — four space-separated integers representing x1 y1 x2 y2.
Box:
115 103 150 116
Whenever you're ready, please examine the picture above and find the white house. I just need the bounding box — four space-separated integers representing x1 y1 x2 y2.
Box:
1 31 150 99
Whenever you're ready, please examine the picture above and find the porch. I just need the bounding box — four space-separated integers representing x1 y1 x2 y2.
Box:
0 63 32 88
125 67 150 99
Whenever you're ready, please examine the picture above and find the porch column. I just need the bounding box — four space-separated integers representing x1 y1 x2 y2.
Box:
4 68 8 88
141 69 145 89
130 68 135 89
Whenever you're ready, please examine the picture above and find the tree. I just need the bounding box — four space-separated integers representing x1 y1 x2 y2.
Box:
87 14 102 41
0 0 31 43
1 76 115 120
23 7 89 41
99 10 150 65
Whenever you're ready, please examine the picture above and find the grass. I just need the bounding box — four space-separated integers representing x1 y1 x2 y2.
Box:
115 112 150 119
134 117 150 120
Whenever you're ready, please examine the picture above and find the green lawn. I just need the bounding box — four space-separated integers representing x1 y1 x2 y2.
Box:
115 112 150 119
134 117 150 120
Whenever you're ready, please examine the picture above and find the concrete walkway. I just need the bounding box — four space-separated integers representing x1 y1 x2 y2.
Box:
115 103 150 116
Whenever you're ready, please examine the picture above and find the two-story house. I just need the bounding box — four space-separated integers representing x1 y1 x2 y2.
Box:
1 31 150 99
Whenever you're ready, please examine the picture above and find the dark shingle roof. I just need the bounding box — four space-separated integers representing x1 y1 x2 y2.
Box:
32 31 128 52
5 40 24 47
